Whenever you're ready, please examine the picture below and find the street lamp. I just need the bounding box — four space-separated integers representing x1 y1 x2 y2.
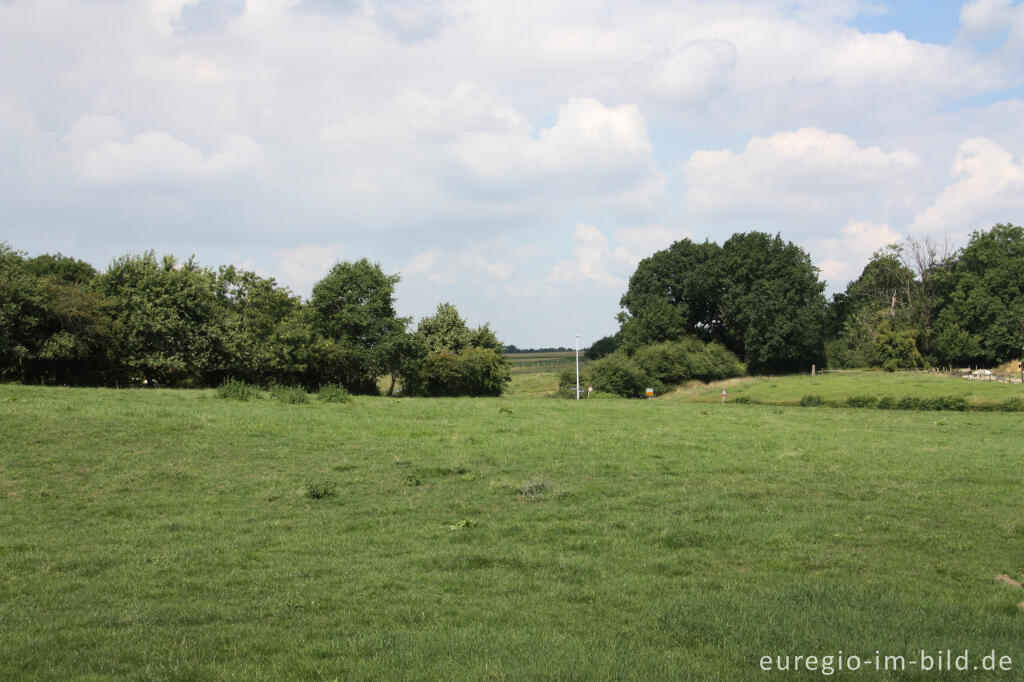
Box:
575 334 581 400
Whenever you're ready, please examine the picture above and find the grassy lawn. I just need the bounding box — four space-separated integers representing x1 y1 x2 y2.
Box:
667 371 1024 407
3 382 1024 679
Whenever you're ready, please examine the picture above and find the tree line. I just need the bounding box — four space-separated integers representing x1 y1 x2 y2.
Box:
588 224 1024 376
0 245 509 395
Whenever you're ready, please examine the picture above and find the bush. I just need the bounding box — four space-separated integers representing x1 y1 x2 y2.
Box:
631 338 745 387
317 383 352 403
408 347 511 397
844 395 878 408
800 395 823 407
896 396 922 410
589 353 655 398
999 397 1024 412
270 383 309 404
876 396 896 409
216 378 257 401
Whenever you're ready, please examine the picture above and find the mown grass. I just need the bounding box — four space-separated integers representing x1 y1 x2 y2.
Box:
667 371 1024 407
2 382 1024 679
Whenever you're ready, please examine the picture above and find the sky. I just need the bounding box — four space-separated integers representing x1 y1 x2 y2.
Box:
2 0 1024 348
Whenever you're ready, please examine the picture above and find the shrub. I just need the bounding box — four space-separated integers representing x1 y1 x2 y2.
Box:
589 353 655 398
845 395 878 408
410 347 511 397
876 396 896 409
800 395 823 407
896 396 922 410
733 396 751 404
270 383 309 404
317 383 352 403
999 397 1024 412
305 481 336 499
631 338 745 387
216 378 257 401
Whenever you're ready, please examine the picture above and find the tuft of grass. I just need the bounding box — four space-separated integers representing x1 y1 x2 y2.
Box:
216 378 257 401
305 480 336 499
317 383 352 403
517 476 553 498
447 518 477 531
270 383 309 404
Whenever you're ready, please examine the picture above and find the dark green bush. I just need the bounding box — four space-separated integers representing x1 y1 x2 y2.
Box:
999 397 1024 412
733 396 751 404
408 347 511 397
800 395 823 407
844 395 878 408
216 378 257 401
876 396 895 409
317 383 352 403
631 338 745 386
896 396 922 410
589 353 655 398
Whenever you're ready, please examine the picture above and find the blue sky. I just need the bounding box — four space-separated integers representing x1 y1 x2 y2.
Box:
2 0 1024 347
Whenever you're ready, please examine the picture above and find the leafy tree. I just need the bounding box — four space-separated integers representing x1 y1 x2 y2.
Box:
401 302 510 396
588 353 652 398
0 244 112 384
617 239 721 353
934 224 1024 364
585 334 618 360
308 259 409 393
94 252 224 386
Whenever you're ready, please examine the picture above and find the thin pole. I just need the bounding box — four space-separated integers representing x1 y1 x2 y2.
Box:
575 334 581 400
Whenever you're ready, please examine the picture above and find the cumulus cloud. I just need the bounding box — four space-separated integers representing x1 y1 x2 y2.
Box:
548 223 632 288
911 138 1024 234
272 244 345 293
453 97 663 201
684 128 920 216
630 39 737 104
811 220 903 285
70 118 266 187
402 246 512 285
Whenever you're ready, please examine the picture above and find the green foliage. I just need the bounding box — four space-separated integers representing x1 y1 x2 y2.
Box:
317 383 352 403
305 480 337 499
844 395 878 408
589 353 654 398
308 258 408 393
216 378 257 401
874 320 924 371
269 383 309 404
631 338 745 386
617 232 826 374
585 334 618 360
876 396 896 409
800 395 824 407
401 303 511 397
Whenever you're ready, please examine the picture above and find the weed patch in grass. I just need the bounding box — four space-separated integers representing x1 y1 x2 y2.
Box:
305 480 336 499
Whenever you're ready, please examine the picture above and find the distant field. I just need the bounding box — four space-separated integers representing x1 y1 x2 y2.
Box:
666 370 1024 406
505 351 584 398
3 382 1024 679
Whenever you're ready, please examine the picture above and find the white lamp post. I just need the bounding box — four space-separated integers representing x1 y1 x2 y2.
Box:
575 333 581 400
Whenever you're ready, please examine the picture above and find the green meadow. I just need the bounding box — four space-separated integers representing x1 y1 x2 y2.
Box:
2 378 1024 679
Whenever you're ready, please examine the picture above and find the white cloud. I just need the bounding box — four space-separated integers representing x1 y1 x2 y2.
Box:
810 220 903 284
630 39 737 103
684 128 920 217
402 246 512 285
548 223 629 287
453 97 663 201
911 138 1024 234
272 243 345 293
73 124 266 186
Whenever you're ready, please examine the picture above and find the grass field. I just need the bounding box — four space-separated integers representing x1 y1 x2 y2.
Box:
666 370 1024 407
3 380 1024 679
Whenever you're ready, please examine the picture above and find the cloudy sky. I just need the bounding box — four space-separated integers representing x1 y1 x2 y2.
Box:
2 0 1024 347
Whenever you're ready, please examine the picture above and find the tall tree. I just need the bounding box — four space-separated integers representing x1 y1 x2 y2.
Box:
308 258 409 393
